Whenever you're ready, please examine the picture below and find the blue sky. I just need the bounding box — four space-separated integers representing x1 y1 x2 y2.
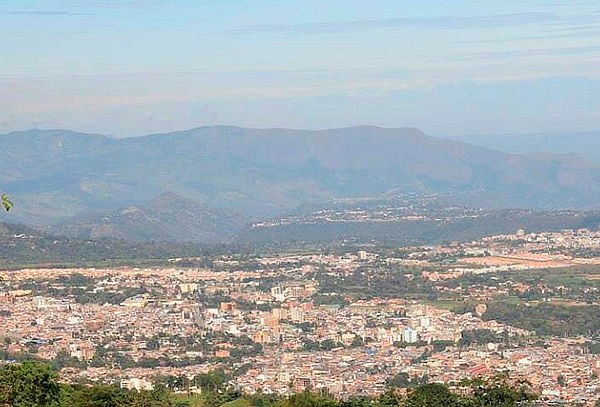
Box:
1 0 599 136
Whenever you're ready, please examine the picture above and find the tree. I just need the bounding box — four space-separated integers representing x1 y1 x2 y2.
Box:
124 387 175 407
403 383 461 407
466 375 537 407
67 385 126 407
386 372 411 389
350 335 364 348
0 361 61 407
386 373 429 389
374 388 402 407
1 193 12 212
249 392 281 407
339 397 371 407
194 369 230 392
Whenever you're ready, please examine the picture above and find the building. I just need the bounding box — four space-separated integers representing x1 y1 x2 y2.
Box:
253 331 271 344
403 327 418 344
121 377 154 391
69 342 96 361
220 302 237 312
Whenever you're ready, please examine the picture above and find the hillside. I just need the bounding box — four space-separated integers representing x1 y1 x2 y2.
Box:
238 204 600 245
3 126 600 226
50 192 249 244
2 203 600 264
37 193 600 246
0 222 202 267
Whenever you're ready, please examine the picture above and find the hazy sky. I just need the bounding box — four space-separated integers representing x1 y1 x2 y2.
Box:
1 0 599 137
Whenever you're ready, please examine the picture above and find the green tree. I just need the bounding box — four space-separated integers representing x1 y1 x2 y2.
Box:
386 373 411 389
339 397 371 407
1 193 11 212
350 336 364 348
125 387 175 407
201 390 226 407
249 392 281 407
467 376 537 407
67 385 126 407
373 388 402 407
0 361 61 407
403 383 461 407
194 369 230 392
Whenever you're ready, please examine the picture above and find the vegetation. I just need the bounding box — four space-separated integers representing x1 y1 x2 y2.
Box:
447 266 600 305
0 361 543 407
0 222 207 268
459 329 505 346
483 302 600 337
1 194 11 212
238 208 599 246
385 373 428 389
0 361 60 406
316 267 436 301
23 274 149 305
6 127 600 231
50 192 248 245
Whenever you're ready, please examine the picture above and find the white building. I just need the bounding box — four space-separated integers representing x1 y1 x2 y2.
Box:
403 327 418 344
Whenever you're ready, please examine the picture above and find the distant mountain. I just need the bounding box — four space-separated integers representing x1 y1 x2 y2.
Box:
3 126 600 227
0 222 203 267
449 131 600 163
50 192 249 244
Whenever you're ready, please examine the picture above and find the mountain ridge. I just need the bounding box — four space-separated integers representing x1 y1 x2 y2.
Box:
49 191 249 244
2 125 600 228
0 221 203 267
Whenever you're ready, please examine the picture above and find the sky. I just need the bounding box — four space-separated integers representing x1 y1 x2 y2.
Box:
1 0 599 137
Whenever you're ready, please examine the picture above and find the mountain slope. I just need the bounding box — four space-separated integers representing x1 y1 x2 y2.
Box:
3 125 600 225
50 192 249 243
0 222 202 267
238 208 600 245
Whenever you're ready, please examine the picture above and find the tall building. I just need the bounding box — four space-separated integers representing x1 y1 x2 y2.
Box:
270 286 286 301
253 330 271 344
290 307 305 322
33 296 47 310
403 327 418 344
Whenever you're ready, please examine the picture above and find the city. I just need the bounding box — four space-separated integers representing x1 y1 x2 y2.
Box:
1 228 599 405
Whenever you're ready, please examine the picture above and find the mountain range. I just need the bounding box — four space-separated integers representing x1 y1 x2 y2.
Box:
3 125 600 242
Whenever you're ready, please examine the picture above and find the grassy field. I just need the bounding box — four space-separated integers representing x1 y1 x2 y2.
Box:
222 399 252 407
171 394 205 407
